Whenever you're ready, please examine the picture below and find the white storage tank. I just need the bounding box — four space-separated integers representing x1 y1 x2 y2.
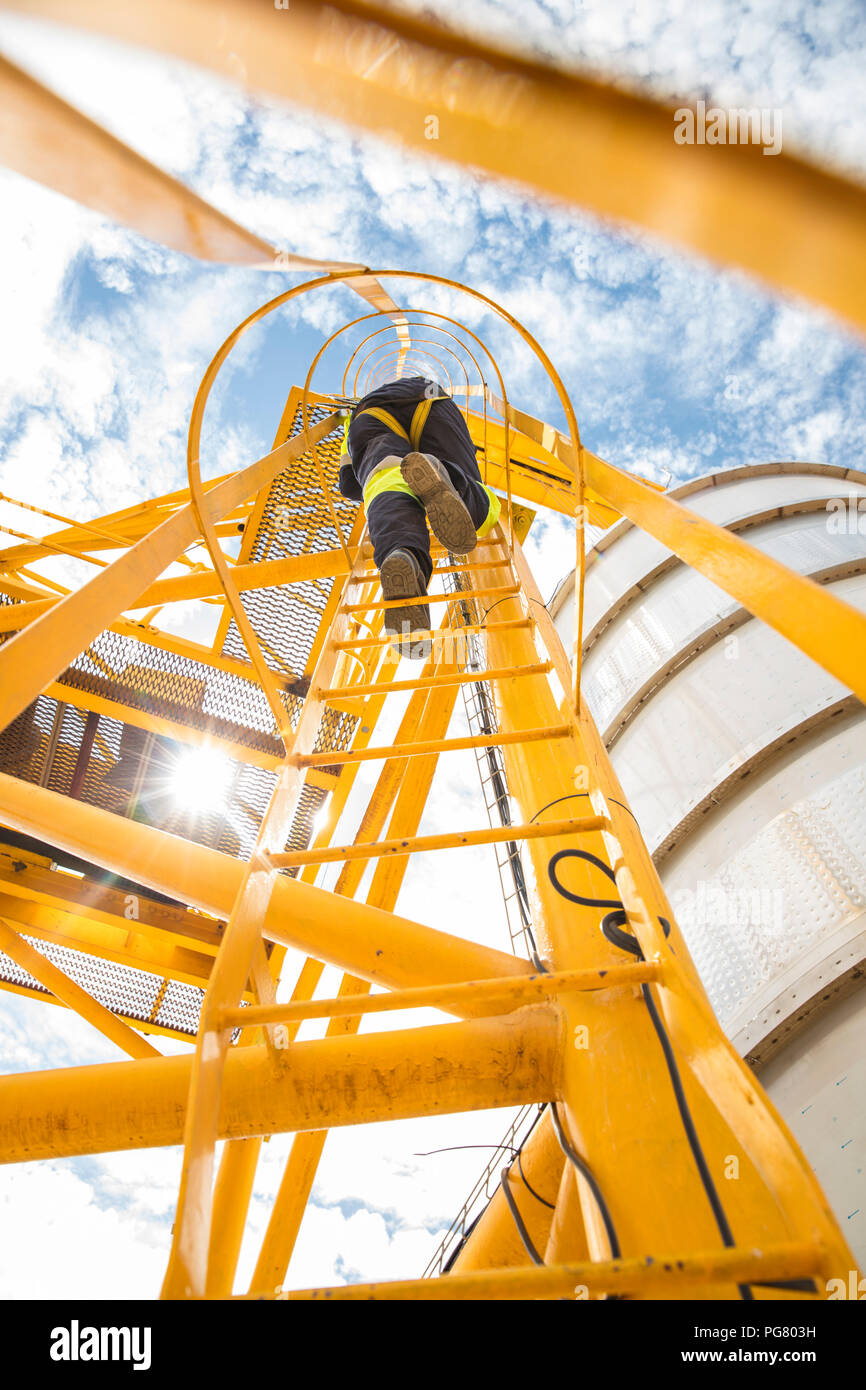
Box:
550 461 866 1267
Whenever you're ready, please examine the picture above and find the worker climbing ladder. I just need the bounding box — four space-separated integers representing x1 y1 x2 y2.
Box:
0 314 863 1299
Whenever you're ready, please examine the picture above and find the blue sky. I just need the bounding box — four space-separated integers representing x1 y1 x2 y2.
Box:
0 0 865 1297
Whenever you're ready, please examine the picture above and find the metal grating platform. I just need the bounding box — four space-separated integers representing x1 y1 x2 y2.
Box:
0 397 359 1032
0 934 205 1038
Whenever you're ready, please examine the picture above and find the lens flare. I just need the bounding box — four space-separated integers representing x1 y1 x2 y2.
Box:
171 748 234 814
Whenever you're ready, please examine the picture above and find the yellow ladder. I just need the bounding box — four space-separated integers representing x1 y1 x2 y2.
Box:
0 383 861 1302
153 498 856 1300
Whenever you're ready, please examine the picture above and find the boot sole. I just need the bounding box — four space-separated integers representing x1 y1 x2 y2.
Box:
400 452 478 555
379 551 431 660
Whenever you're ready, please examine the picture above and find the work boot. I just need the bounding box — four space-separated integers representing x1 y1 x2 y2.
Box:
400 452 478 555
379 547 432 660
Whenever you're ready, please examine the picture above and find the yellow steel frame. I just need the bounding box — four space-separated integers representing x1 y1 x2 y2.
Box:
0 288 862 1296
0 0 864 1302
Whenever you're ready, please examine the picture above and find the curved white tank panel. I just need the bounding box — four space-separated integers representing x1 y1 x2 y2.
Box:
583 511 866 736
582 468 866 638
550 462 866 1266
661 712 866 1038
609 573 866 855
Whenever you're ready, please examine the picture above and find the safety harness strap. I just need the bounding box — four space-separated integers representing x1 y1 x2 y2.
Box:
356 406 411 443
409 397 437 449
355 396 446 453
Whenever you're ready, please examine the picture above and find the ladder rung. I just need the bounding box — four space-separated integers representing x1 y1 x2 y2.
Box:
359 536 504 561
290 724 571 768
269 815 608 868
342 584 520 613
332 618 533 650
318 661 552 700
273 1242 823 1302
357 560 512 580
218 959 653 1029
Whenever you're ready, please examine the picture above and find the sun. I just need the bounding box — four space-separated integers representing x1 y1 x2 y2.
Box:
170 747 234 815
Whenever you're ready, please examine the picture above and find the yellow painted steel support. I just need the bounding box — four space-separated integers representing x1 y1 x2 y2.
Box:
0 917 161 1061
266 815 608 869
250 657 466 1292
543 1163 590 1267
450 1109 566 1273
0 884 220 988
342 584 520 613
331 617 531 651
281 1243 824 1302
11 0 866 332
580 444 866 703
0 771 529 1004
292 725 571 769
0 1007 562 1163
220 962 658 1031
249 1130 325 1298
318 661 551 701
206 1136 263 1298
467 527 857 1294
0 415 338 734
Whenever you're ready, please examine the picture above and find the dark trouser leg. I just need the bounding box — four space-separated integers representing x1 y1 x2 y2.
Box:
351 418 434 584
365 491 433 586
416 397 494 532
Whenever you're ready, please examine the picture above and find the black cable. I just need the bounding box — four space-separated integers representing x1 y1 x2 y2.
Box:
548 847 622 909
441 1210 482 1274
479 596 513 623
529 791 642 828
751 1279 819 1294
516 1148 556 1210
549 1102 622 1260
500 1165 545 1265
638 968 752 1302
414 1144 517 1157
546 845 754 1301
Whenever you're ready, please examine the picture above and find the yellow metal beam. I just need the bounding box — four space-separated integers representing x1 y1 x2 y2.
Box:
0 772 530 1002
578 446 866 705
220 962 657 1030
206 1136 263 1298
317 661 551 701
282 1243 824 1301
292 724 571 769
0 890 219 993
10 0 864 330
0 917 161 1060
267 815 608 868
0 1006 561 1163
0 856 222 954
450 1110 565 1273
0 416 338 733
